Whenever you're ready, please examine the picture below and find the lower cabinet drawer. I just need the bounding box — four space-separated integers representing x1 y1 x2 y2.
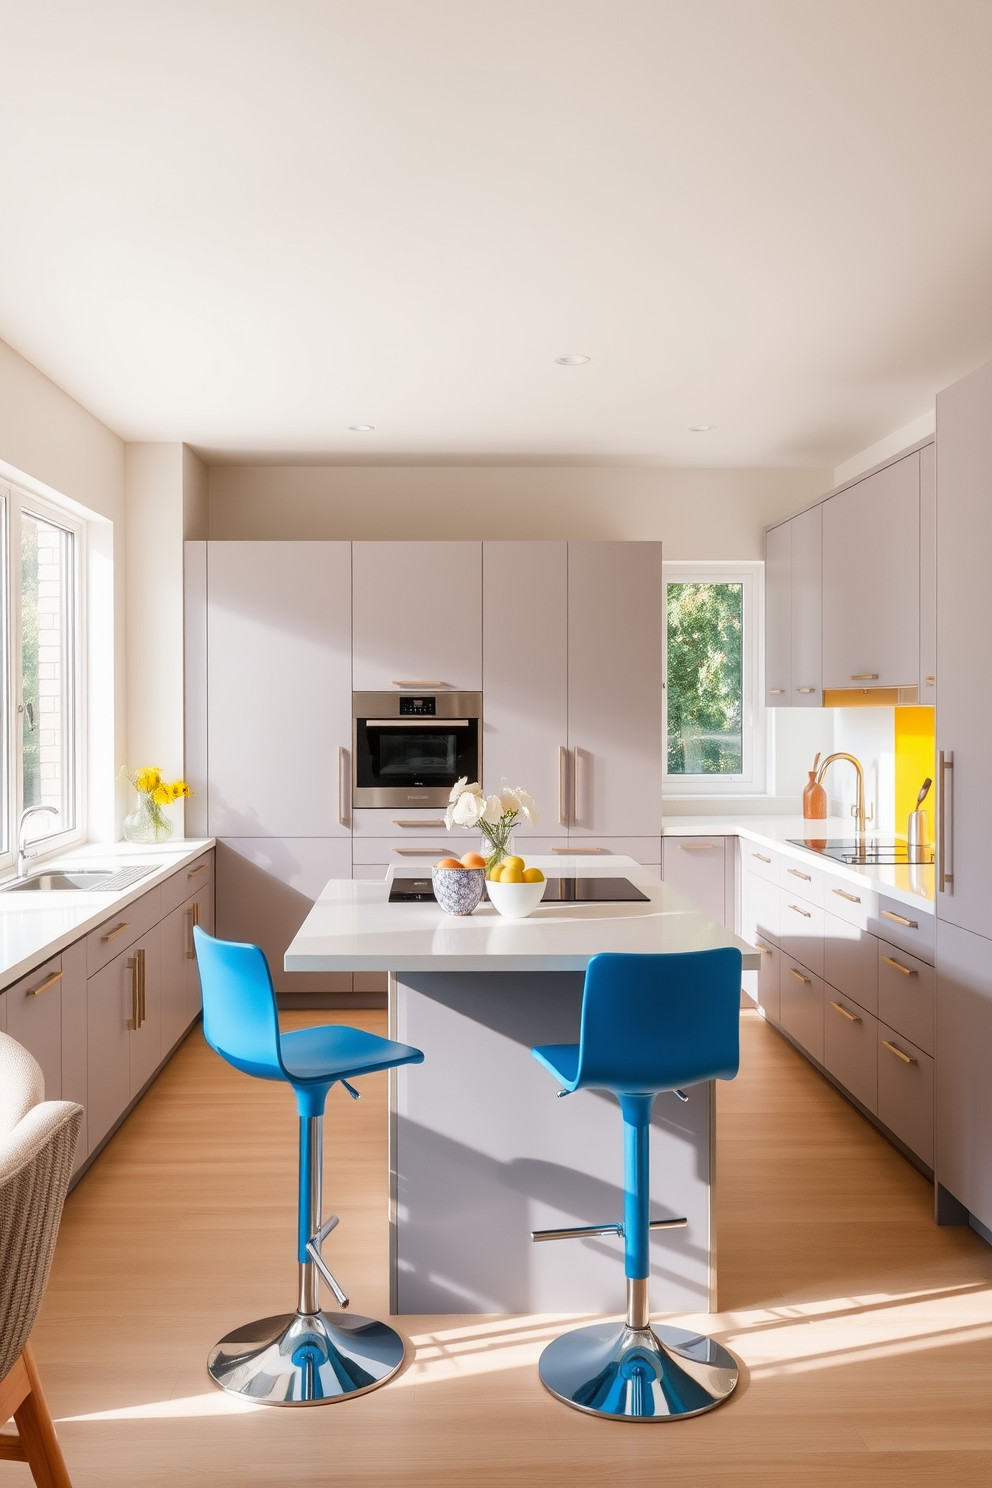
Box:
877 942 935 1056
780 898 825 978
746 872 782 946
877 1022 934 1167
823 911 878 1015
779 960 824 1064
753 937 780 1024
870 897 934 966
823 993 878 1114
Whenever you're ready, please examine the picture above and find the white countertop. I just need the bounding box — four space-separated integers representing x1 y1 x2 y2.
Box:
661 815 935 912
0 839 215 988
284 856 762 974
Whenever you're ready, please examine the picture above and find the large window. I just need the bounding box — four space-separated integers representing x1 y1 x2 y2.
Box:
1 483 84 866
663 562 765 795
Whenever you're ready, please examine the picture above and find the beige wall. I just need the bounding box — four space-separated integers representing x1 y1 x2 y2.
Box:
0 337 126 841
208 464 832 557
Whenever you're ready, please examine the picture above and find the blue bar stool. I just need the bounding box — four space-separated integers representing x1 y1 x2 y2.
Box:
531 948 742 1421
193 927 424 1405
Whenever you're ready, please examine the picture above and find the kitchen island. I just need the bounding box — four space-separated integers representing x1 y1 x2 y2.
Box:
285 856 760 1316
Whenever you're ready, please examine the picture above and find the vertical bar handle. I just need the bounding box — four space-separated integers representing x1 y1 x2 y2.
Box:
572 747 580 827
938 750 953 893
187 900 200 958
338 746 350 828
558 746 568 826
137 947 146 1027
127 953 139 1030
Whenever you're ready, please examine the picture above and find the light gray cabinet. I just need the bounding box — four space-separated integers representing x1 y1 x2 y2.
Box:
779 960 824 1064
753 936 781 1024
352 541 482 692
824 993 877 1114
821 452 920 689
877 1022 933 1169
127 923 162 1100
205 542 353 839
482 542 568 841
935 918 992 1231
4 955 65 1102
567 542 663 838
919 440 936 706
762 506 821 707
661 838 733 927
86 948 132 1154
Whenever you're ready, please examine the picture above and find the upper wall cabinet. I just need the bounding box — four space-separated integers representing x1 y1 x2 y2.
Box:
764 505 822 707
822 453 920 690
352 542 482 692
205 542 353 838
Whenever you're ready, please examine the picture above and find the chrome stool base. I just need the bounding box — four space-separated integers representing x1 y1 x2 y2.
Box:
538 1319 738 1420
207 1309 405 1406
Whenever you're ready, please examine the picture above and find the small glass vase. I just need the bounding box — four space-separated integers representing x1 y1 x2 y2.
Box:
123 793 173 844
480 823 515 875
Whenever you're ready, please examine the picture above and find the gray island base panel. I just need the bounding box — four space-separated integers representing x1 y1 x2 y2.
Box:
391 970 713 1317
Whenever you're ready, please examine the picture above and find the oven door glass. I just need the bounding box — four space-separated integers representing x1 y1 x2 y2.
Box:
355 719 480 791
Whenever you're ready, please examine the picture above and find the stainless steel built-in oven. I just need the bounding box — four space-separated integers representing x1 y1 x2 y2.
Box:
352 692 482 808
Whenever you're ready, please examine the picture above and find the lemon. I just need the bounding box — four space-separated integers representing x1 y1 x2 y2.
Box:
501 865 524 883
501 855 525 873
522 867 545 883
487 864 503 882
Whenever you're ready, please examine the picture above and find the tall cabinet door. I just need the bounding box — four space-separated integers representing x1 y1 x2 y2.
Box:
936 919 992 1231
482 542 567 840
764 520 791 706
936 360 992 934
790 505 822 706
822 453 920 689
567 542 663 837
352 542 482 692
207 542 353 838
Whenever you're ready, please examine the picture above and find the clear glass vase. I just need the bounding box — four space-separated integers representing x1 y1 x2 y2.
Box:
480 821 516 875
123 793 173 844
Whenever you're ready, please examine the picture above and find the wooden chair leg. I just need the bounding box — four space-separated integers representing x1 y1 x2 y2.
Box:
11 1345 72 1488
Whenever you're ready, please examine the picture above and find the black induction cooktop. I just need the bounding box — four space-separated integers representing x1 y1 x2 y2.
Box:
786 838 935 866
388 875 650 904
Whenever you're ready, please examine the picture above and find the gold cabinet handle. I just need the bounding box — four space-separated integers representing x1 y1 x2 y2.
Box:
881 955 916 977
752 853 771 863
187 863 208 879
551 845 606 854
767 688 786 695
187 900 200 958
830 1000 861 1023
832 888 861 903
28 969 63 997
679 843 717 851
938 750 954 893
788 903 812 918
787 867 811 881
391 680 448 688
571 747 581 826
796 687 816 694
880 909 918 929
882 1039 916 1066
101 920 131 942
558 745 568 827
788 967 812 985
754 942 773 956
392 846 451 855
392 819 444 828
850 673 879 681
338 745 350 828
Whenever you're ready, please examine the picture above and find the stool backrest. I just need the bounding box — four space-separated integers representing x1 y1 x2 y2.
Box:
193 927 285 1081
573 949 742 1093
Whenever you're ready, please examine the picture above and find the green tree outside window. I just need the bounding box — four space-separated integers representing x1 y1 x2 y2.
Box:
666 582 743 774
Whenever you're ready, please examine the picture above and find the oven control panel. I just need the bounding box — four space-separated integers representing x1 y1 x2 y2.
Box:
399 696 437 715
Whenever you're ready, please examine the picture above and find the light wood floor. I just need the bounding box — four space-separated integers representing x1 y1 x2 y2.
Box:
11 1008 992 1486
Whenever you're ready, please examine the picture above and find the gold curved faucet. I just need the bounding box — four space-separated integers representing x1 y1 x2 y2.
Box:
815 752 874 835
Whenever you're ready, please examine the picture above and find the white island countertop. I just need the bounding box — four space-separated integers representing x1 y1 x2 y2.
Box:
285 856 762 974
661 815 935 912
0 838 215 988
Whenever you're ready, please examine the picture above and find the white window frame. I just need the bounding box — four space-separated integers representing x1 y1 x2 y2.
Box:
0 480 87 870
662 560 767 796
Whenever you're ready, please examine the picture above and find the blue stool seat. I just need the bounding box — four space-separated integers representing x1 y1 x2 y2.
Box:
193 927 424 1405
530 949 742 1421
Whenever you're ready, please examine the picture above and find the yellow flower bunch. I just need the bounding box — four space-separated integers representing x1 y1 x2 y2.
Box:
129 767 193 803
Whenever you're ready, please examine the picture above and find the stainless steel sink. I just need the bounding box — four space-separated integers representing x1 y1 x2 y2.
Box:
0 865 159 893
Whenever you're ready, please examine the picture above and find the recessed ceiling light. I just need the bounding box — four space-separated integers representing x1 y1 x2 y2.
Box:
555 354 590 365
689 424 715 432
348 424 375 432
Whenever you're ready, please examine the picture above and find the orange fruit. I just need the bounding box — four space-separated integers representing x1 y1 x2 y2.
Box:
436 857 464 870
522 867 545 883
460 852 487 869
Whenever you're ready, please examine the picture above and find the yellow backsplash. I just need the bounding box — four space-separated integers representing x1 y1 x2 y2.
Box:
895 706 936 838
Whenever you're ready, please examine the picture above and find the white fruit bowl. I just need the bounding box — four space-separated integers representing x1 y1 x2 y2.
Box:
486 878 547 918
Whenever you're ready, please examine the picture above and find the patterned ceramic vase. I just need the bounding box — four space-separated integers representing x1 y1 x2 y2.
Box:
432 866 485 915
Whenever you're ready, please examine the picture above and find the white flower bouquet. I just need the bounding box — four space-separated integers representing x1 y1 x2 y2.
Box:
445 778 539 873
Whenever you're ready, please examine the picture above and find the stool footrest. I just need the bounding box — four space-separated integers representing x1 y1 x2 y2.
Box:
306 1213 349 1308
532 1217 687 1243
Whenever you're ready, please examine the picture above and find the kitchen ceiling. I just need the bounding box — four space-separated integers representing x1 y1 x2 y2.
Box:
1 1 990 466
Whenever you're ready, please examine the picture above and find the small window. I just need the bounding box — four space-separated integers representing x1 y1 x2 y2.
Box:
663 563 765 795
0 483 84 866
